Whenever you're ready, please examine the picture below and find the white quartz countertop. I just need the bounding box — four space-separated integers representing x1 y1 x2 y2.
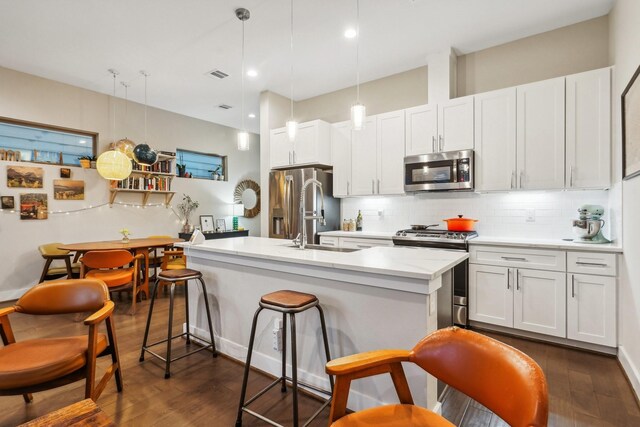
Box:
176 236 467 281
470 236 623 253
318 230 395 240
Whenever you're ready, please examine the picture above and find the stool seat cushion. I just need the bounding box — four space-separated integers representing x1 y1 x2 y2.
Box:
0 335 108 390
85 268 134 288
331 404 454 427
261 290 318 309
158 268 201 280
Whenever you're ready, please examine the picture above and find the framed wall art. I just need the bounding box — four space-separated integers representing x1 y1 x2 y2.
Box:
622 63 640 180
7 166 43 188
53 180 84 200
215 218 226 232
20 193 48 220
1 196 14 209
200 215 214 233
60 168 71 178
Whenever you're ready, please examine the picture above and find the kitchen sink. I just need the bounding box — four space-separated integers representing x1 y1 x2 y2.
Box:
289 244 360 253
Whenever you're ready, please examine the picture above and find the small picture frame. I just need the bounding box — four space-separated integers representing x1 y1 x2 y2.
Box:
1 196 14 209
60 168 71 178
200 215 215 233
215 218 226 232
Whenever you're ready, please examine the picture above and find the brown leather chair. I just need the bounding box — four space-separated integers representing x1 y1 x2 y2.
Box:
38 243 81 282
326 327 548 427
0 279 123 403
81 249 143 314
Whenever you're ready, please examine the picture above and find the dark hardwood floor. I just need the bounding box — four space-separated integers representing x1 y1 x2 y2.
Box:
0 291 638 426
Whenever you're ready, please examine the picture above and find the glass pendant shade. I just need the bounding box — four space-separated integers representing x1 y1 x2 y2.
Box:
286 120 299 142
351 103 366 131
114 138 136 159
132 143 158 166
97 150 132 180
237 131 250 151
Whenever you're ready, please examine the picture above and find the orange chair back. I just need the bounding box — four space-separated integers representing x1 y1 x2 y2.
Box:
82 250 133 269
15 279 109 315
410 328 548 427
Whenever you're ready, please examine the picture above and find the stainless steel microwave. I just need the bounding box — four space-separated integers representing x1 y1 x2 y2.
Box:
404 150 474 192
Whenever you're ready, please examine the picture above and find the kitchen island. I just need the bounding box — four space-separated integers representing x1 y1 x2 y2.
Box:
176 237 468 412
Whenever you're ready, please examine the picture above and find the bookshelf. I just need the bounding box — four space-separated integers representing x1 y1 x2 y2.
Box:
108 152 176 206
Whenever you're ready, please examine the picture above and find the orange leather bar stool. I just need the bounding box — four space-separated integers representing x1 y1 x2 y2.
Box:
0 279 123 403
81 250 143 315
235 290 333 427
325 327 548 427
38 243 81 282
139 268 217 379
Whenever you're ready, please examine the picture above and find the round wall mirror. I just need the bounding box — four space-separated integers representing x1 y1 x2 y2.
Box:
233 179 261 218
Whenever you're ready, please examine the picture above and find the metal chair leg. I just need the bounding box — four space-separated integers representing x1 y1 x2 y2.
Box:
198 277 217 356
290 312 299 427
185 279 191 345
165 283 176 379
235 306 264 427
281 312 287 393
139 278 160 362
317 304 334 392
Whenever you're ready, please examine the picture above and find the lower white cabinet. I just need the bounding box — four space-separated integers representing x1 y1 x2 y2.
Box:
469 265 513 327
514 269 566 338
567 273 617 347
319 236 393 249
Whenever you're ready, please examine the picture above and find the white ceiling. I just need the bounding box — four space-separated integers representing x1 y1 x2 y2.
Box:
0 0 614 134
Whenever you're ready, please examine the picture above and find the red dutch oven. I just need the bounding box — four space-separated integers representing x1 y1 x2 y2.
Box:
443 215 478 232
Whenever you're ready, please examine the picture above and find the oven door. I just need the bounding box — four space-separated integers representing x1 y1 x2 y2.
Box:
404 150 474 192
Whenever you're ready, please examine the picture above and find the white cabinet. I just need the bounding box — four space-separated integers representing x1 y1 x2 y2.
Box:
270 120 331 169
377 110 405 195
438 96 475 152
318 235 339 247
319 235 393 248
516 77 566 190
567 273 616 347
566 68 611 189
331 121 352 197
405 104 438 156
514 269 566 338
350 112 405 196
469 265 513 327
351 117 378 195
474 88 517 191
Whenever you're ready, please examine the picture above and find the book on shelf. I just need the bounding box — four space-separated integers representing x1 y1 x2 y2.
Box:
130 159 174 174
111 175 172 191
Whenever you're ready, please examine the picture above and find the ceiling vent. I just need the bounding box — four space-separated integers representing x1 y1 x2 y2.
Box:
207 69 229 79
218 104 233 110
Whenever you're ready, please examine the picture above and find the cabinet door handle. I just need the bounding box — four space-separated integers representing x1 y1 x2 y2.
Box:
289 151 292 165
519 171 524 189
347 181 350 196
357 244 372 249
293 151 296 164
323 242 335 246
372 179 375 194
516 270 521 291
439 135 444 152
432 136 436 153
569 166 574 187
377 179 380 194
571 274 575 298
575 261 607 267
501 256 527 261
511 171 515 189
507 269 511 290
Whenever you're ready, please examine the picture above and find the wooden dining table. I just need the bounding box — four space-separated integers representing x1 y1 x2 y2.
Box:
58 237 183 298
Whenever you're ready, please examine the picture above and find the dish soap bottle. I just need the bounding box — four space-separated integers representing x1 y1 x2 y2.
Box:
356 210 363 231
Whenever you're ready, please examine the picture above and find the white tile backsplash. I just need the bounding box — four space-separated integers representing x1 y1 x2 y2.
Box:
341 190 614 241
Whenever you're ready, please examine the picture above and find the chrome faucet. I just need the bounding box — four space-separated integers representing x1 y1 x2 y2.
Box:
293 178 325 249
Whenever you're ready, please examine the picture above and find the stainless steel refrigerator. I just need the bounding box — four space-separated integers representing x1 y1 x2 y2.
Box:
269 168 340 244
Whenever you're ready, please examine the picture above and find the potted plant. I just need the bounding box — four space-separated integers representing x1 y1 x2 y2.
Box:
210 165 222 180
177 194 199 233
119 228 131 243
176 163 186 177
78 156 92 168
89 156 97 168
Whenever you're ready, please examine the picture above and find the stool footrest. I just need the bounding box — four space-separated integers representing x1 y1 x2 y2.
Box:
142 333 214 364
142 332 189 348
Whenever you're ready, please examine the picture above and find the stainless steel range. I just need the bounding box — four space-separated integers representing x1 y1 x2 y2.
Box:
393 225 477 326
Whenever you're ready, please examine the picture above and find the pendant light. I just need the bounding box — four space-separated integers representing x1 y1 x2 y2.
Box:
97 69 132 181
133 71 158 166
351 0 366 131
236 8 250 151
285 0 298 142
114 81 136 158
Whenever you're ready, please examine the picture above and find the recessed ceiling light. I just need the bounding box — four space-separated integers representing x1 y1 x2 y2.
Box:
246 69 258 77
248 113 256 118
79 140 87 144
344 28 357 39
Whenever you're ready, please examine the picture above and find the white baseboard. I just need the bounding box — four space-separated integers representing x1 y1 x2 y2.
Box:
618 345 640 401
186 324 391 412
0 286 30 303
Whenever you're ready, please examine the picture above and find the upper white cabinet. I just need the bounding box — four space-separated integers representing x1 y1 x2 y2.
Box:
377 110 405 195
270 120 331 169
474 88 517 191
566 67 611 189
438 96 475 152
405 104 438 156
331 121 352 197
516 77 566 190
351 117 378 195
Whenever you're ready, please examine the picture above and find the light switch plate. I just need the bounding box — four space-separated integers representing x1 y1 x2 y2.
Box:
526 209 536 222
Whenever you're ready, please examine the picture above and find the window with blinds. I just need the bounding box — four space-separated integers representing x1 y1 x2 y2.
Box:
176 149 227 180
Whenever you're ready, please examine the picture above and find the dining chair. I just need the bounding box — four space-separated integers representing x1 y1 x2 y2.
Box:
81 250 143 315
326 326 548 427
147 235 174 280
38 243 81 283
0 279 123 403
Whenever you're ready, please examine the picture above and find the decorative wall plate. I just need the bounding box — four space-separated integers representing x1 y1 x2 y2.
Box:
233 179 261 218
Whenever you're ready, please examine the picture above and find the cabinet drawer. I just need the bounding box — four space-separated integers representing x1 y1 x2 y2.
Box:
319 236 339 247
340 238 394 249
567 252 616 276
470 246 566 272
